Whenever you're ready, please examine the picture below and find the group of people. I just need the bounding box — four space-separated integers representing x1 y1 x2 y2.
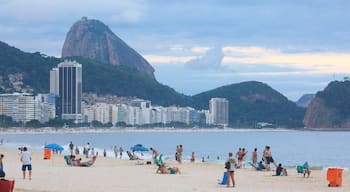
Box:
113 146 124 159
224 145 312 188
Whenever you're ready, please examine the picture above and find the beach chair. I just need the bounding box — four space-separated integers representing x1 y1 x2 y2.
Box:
127 151 139 160
64 155 72 166
297 165 305 175
218 172 227 185
153 154 163 166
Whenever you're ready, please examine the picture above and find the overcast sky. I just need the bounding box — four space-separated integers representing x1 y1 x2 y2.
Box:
1 0 350 101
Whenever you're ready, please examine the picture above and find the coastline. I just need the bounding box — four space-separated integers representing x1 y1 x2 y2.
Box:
0 126 301 134
1 148 349 192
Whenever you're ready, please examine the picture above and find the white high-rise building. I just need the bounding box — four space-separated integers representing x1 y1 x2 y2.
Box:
209 98 229 126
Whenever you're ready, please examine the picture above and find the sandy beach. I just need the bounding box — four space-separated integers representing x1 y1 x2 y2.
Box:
0 149 347 192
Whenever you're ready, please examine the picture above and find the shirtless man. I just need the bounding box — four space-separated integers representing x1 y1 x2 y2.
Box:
264 146 277 169
150 147 159 158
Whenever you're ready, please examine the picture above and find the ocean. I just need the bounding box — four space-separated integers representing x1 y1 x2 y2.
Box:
1 129 349 168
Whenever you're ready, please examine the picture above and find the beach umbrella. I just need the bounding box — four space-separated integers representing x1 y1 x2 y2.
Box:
130 144 148 152
44 143 64 151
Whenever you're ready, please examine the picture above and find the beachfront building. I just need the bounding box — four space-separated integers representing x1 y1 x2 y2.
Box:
49 67 59 95
54 60 83 123
36 93 56 123
0 93 40 123
209 98 229 126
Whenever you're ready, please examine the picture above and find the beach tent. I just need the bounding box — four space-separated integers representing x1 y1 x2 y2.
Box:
45 143 64 151
130 144 148 152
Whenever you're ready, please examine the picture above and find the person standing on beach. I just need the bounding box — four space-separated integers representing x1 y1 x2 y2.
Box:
0 154 4 170
20 147 32 180
119 147 123 159
113 146 118 158
84 142 90 158
190 152 195 162
75 146 80 155
177 144 183 163
236 148 242 168
69 141 74 155
252 148 258 166
226 152 236 188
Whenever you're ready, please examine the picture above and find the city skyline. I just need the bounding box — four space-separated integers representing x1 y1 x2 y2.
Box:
1 1 349 100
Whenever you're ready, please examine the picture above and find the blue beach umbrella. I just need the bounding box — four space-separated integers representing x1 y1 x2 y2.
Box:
130 144 149 152
44 143 64 151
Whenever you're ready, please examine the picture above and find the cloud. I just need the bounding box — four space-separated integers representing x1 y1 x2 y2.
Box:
222 46 350 75
144 55 196 65
184 48 224 70
191 46 210 54
0 0 146 23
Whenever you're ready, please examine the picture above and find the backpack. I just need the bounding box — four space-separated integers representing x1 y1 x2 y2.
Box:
225 161 231 169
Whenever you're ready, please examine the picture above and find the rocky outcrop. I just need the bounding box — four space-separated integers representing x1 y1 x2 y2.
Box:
62 17 154 77
303 97 335 128
303 80 350 129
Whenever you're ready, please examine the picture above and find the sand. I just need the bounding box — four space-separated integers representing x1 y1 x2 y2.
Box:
1 149 349 192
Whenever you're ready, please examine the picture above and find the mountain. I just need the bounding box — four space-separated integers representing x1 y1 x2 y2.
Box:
62 17 154 77
192 81 306 128
0 41 190 106
296 94 315 108
304 80 350 129
0 41 306 128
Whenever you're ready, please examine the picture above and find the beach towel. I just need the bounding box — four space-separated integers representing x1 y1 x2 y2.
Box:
218 172 227 185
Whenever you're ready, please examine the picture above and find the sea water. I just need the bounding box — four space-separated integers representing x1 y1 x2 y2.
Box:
1 130 349 168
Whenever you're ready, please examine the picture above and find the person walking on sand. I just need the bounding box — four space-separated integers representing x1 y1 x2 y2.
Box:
20 147 32 180
226 152 236 188
264 146 277 169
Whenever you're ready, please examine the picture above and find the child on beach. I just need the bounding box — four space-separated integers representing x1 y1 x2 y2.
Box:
20 147 32 180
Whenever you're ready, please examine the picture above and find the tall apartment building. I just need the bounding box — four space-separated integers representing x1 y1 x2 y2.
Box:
0 93 40 123
209 98 229 126
51 60 83 122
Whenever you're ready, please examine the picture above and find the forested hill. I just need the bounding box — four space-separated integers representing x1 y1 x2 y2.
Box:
192 81 306 128
0 41 306 127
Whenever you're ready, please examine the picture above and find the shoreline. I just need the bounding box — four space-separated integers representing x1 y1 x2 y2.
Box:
0 126 336 134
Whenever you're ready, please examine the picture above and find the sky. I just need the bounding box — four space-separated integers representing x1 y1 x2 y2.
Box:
1 0 350 101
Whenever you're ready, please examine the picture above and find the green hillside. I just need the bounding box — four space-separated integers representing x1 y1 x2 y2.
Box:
192 81 305 128
0 41 191 106
0 41 306 127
